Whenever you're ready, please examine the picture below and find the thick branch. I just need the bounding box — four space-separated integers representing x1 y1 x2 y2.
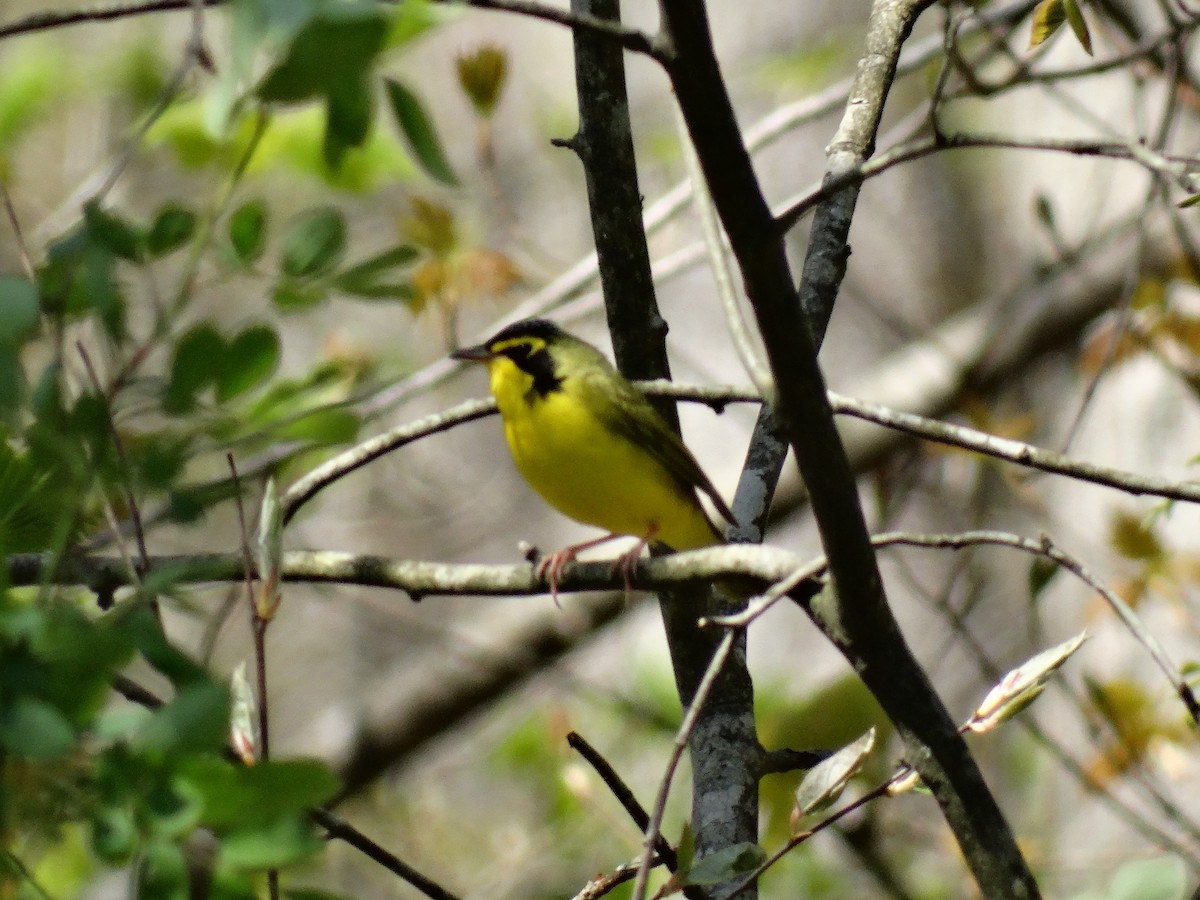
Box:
566 0 760 887
658 0 1039 895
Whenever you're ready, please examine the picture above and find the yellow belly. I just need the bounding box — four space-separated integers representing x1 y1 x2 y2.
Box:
500 387 718 551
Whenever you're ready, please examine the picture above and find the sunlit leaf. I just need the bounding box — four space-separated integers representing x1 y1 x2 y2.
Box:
1029 0 1066 50
221 815 324 870
1062 0 1092 55
967 632 1088 733
230 662 259 766
257 4 388 169
793 727 875 821
1108 509 1164 562
456 44 508 117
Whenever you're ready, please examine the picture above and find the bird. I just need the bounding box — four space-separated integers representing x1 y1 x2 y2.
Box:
452 317 735 598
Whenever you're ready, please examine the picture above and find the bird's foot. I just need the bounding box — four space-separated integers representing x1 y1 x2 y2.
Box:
610 527 656 596
535 548 577 608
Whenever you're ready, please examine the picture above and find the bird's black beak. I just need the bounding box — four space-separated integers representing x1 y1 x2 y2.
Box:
450 343 494 362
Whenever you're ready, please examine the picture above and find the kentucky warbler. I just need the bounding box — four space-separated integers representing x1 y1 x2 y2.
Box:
452 318 735 597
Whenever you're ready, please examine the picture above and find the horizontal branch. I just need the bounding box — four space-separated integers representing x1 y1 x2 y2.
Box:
776 131 1199 234
824 390 1200 506
0 0 662 59
282 380 1200 526
6 544 808 599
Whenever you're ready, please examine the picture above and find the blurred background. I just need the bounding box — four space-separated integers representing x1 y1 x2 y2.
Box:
3 0 1200 897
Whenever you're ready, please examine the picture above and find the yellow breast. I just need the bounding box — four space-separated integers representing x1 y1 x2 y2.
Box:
488 358 718 551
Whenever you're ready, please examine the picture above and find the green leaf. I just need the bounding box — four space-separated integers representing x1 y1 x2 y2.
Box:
1028 557 1059 601
0 442 75 552
180 757 339 830
281 407 359 444
683 843 767 887
324 77 374 171
793 728 875 819
1062 0 1092 55
81 242 127 339
1029 0 1066 50
281 207 346 279
272 281 327 311
83 202 144 262
146 204 197 256
334 245 417 300
164 324 225 414
385 78 458 185
257 4 388 104
256 4 389 168
1104 856 1187 900
0 276 39 346
218 325 281 401
137 841 188 900
229 200 268 265
0 696 76 758
285 889 359 900
91 806 138 864
134 681 230 754
221 815 324 870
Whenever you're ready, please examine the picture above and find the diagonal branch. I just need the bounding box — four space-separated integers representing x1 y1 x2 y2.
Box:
657 0 1040 896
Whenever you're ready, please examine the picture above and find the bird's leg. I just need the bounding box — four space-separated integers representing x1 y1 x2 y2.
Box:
536 532 626 605
612 525 658 595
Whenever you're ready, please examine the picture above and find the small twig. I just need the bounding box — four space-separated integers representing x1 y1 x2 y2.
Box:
310 808 464 900
566 733 690 884
227 453 277 900
77 343 150 575
675 106 773 398
571 855 661 900
824 389 1200 507
871 531 1200 726
0 179 35 281
227 455 270 760
281 397 498 524
630 630 736 900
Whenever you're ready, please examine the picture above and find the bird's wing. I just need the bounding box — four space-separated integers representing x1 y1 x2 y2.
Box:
587 373 737 527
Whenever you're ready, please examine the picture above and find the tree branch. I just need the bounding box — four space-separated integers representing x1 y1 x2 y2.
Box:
658 0 1040 895
0 0 662 59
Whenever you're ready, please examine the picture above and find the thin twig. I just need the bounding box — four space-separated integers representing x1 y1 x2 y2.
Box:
0 179 35 281
674 106 773 397
630 630 736 900
566 733 688 880
310 808 464 900
77 343 150 574
227 453 276 899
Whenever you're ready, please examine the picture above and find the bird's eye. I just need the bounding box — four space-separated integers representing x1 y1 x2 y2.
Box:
507 342 532 361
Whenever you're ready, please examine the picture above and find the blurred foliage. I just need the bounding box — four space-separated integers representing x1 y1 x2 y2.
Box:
0 0 514 893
